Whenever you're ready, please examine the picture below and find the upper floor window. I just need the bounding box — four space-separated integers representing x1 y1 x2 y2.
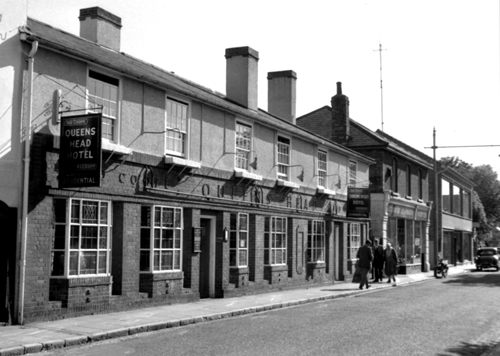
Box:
229 213 248 267
140 206 183 272
317 150 327 187
418 169 423 200
165 98 188 157
264 216 287 265
349 160 357 186
406 164 412 196
392 158 398 193
87 70 119 142
51 198 111 277
307 220 325 263
277 136 290 181
452 185 461 215
235 122 252 170
441 179 451 213
463 190 471 218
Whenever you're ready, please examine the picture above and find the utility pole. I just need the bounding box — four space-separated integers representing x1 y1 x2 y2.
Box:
373 42 387 131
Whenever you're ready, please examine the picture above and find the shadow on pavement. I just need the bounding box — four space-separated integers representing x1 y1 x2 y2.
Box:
437 340 496 356
443 273 500 287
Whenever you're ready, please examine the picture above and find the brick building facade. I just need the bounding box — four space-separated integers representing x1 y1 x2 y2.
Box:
1 6 375 324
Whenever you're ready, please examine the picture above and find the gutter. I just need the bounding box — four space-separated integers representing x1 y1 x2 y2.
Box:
18 38 38 325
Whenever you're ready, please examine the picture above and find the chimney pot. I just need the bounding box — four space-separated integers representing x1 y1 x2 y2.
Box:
336 81 342 95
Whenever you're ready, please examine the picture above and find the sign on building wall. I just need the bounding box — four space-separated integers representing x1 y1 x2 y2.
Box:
58 114 102 188
347 187 370 218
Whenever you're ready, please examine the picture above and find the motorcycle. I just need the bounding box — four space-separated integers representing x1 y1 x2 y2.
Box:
434 256 449 278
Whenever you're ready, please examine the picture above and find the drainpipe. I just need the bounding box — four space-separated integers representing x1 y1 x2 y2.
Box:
18 40 38 325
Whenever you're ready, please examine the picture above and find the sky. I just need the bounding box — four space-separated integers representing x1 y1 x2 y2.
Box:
26 0 500 177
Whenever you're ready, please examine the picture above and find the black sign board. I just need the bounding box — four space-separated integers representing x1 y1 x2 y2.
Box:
59 114 102 188
347 187 370 218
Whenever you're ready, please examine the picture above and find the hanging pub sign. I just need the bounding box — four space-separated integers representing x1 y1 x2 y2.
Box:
58 113 102 188
347 187 370 218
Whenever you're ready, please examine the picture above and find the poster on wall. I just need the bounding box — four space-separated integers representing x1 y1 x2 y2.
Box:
58 113 102 188
347 187 370 218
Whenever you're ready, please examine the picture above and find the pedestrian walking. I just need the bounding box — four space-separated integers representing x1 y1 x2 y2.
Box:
356 239 373 290
384 243 398 286
372 238 385 282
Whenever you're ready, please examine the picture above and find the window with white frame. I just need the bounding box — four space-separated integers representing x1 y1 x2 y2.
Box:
277 136 290 180
87 70 119 142
229 213 248 267
349 160 357 186
347 223 361 260
51 198 111 277
307 220 325 262
264 216 287 265
235 122 252 170
165 98 188 157
317 150 327 187
140 206 182 272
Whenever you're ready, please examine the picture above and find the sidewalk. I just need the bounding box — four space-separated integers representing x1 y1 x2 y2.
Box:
0 264 487 356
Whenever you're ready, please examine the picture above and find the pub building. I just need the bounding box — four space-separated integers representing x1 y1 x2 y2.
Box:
297 83 433 274
3 6 376 324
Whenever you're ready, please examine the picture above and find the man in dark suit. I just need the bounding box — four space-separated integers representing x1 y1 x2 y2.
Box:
356 239 373 290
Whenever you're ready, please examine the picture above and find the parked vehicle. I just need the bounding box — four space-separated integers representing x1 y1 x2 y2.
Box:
434 255 449 278
475 247 500 271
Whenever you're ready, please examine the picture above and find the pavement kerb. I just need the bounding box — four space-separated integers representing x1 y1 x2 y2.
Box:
0 267 476 355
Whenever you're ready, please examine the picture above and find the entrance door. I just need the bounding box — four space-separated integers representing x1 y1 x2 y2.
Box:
199 217 215 298
334 224 340 281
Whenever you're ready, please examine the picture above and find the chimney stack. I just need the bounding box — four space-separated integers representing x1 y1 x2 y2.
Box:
225 47 259 111
331 82 350 145
267 70 297 124
79 7 122 51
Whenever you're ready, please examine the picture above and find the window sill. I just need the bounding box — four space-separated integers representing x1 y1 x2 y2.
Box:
317 186 335 197
164 155 201 169
234 169 262 181
277 179 300 189
102 139 133 155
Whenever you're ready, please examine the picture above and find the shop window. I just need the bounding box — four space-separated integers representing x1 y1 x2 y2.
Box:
317 150 327 187
87 70 119 142
165 98 188 157
443 231 452 261
397 219 405 262
464 233 471 261
441 179 451 213
277 136 290 181
405 220 414 264
387 218 397 250
264 216 287 265
235 122 252 170
51 198 111 277
413 221 423 264
229 213 248 267
140 206 182 272
347 223 361 260
307 220 325 263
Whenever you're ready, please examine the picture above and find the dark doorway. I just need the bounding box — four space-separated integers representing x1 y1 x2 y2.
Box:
199 217 215 298
0 202 17 325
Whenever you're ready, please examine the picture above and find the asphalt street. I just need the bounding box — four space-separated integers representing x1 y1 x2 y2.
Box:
39 271 500 356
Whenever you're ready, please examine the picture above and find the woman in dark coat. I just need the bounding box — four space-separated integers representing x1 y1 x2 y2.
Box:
384 243 398 285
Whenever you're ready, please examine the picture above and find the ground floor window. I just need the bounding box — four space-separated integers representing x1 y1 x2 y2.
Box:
140 206 182 272
464 233 471 261
51 198 111 277
230 213 248 267
307 220 325 262
388 218 425 264
264 216 287 265
443 231 452 262
347 223 365 259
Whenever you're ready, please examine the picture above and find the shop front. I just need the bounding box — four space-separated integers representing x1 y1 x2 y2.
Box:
386 198 430 274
